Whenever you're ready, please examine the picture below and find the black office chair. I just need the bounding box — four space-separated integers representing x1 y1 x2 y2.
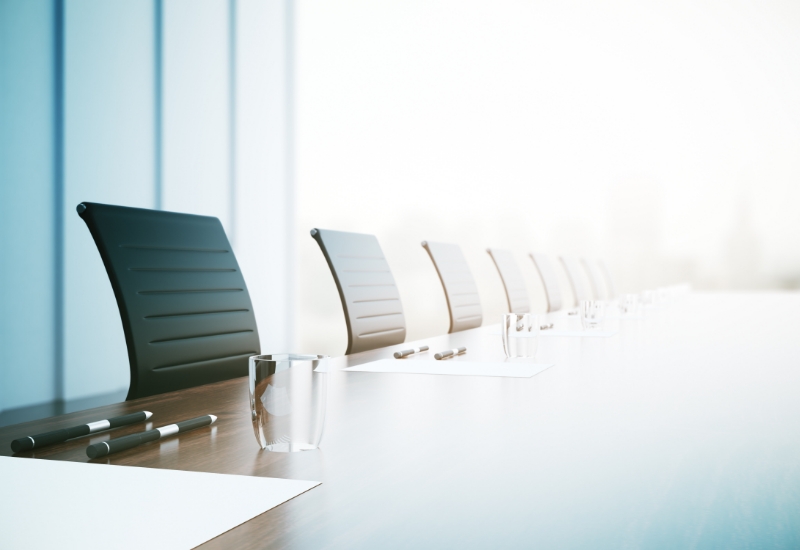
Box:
311 228 406 354
78 202 261 400
486 248 530 314
560 255 591 306
421 240 482 333
530 252 564 313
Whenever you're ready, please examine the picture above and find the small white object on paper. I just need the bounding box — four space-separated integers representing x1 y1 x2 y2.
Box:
345 359 552 378
0 456 320 550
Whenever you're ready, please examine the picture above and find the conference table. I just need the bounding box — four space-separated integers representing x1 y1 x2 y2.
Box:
2 292 799 548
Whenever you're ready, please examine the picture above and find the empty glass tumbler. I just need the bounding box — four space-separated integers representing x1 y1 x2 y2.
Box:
640 290 656 309
249 354 329 452
502 313 540 358
621 294 639 316
581 300 606 329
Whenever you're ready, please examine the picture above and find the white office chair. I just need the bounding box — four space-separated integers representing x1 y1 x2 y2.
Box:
581 257 608 300
422 241 482 333
529 252 563 313
597 259 618 299
487 248 530 314
559 255 591 306
311 228 406 354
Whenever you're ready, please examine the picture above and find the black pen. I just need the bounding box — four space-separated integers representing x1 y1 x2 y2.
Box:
86 415 216 458
434 346 466 360
10 411 153 453
394 345 430 359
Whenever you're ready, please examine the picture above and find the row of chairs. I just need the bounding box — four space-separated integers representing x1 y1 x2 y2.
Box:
77 202 617 401
312 229 618 354
491 249 617 314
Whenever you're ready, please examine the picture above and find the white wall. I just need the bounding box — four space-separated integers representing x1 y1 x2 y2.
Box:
162 0 232 233
294 0 800 356
0 0 57 411
63 0 155 401
234 0 295 351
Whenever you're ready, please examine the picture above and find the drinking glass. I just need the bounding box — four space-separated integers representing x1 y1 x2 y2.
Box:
640 290 656 310
249 354 329 452
621 293 639 316
502 313 539 358
581 300 606 329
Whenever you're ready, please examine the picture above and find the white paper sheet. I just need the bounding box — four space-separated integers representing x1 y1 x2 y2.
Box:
345 359 553 378
539 329 618 337
0 456 320 549
485 328 618 338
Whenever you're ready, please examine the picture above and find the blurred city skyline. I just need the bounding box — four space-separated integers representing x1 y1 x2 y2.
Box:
294 0 800 355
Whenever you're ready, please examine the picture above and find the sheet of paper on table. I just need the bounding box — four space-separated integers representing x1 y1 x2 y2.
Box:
485 327 618 338
540 329 618 337
345 359 553 378
0 456 320 550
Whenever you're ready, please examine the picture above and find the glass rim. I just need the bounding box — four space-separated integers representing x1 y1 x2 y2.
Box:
250 353 328 362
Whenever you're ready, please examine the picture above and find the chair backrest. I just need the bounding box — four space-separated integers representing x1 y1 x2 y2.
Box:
597 259 618 298
77 202 261 400
529 252 563 312
581 257 608 300
486 248 530 314
422 241 482 333
560 255 591 305
311 228 406 354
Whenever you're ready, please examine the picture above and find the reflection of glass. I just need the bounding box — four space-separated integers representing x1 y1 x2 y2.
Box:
621 294 639 316
640 290 656 309
249 354 328 452
581 300 606 329
502 313 539 358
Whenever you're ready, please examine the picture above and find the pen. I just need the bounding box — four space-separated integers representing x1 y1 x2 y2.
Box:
10 411 153 453
394 345 430 359
86 415 216 459
434 347 466 360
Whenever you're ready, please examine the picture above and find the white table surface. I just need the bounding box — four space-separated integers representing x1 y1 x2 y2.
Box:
317 291 800 548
